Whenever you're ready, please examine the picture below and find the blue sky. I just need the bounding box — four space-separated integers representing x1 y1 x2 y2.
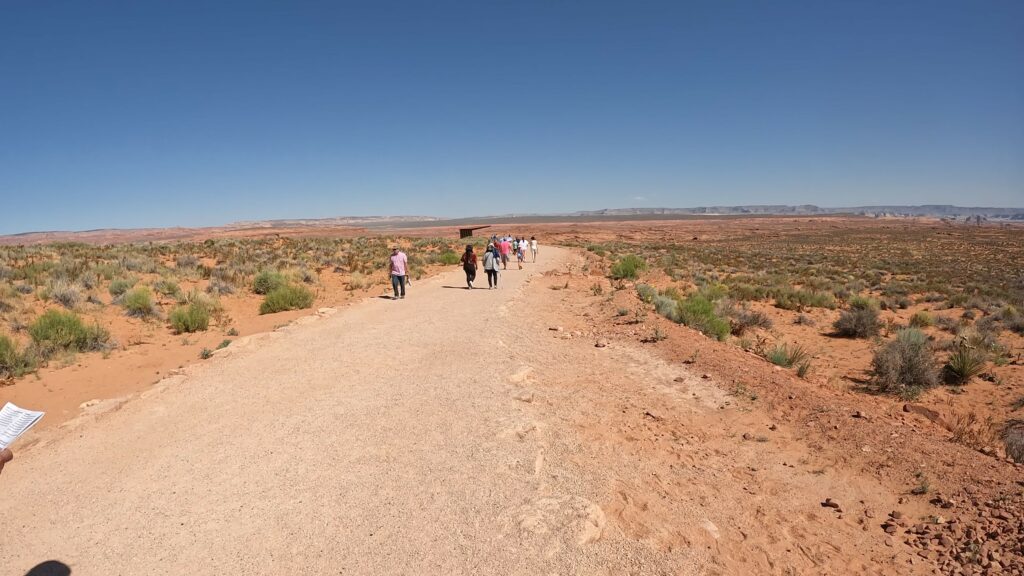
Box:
1 1 1021 233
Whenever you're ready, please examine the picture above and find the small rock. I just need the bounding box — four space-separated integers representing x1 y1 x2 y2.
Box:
822 498 841 509
595 339 608 348
673 377 685 382
742 433 753 441
701 373 711 379
549 326 563 332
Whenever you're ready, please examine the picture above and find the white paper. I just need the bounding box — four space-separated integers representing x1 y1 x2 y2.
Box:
0 402 45 450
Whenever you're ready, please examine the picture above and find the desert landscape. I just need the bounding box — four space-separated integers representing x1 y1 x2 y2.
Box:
3 2 1021 574
1 215 1022 575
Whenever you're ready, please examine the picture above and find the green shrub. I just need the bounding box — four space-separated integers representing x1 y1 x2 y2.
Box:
168 302 211 334
610 255 646 280
871 328 938 399
109 277 136 297
0 335 38 378
765 342 811 368
652 295 679 321
253 270 287 295
943 343 986 385
153 278 181 298
833 306 881 338
121 287 158 318
259 284 314 314
849 296 879 311
437 251 460 266
28 309 109 353
636 284 657 303
774 288 836 311
908 311 934 328
677 294 730 341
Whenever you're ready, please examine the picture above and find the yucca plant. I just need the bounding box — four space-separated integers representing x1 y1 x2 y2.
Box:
765 343 811 368
943 342 986 385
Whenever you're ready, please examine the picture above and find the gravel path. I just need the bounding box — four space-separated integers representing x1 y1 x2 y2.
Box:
0 248 671 575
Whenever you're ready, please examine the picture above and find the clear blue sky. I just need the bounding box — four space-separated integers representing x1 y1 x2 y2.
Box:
1 1 1021 233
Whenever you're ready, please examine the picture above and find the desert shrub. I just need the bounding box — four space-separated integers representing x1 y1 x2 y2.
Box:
109 278 136 297
46 279 82 309
950 412 999 451
794 313 816 326
1008 316 1024 335
253 270 287 295
636 284 657 304
677 294 730 341
908 311 934 328
437 251 460 266
728 283 766 301
610 255 646 280
347 272 371 290
961 309 976 320
14 283 33 295
870 328 939 399
153 278 181 298
28 309 109 353
296 268 317 284
206 278 235 295
774 288 835 311
764 342 811 368
168 301 211 334
1005 420 1024 463
259 284 314 314
895 296 913 309
729 308 773 335
796 359 812 378
121 287 159 318
833 299 881 338
652 295 679 322
175 254 200 269
934 316 961 333
943 343 986 385
120 256 158 274
0 335 38 378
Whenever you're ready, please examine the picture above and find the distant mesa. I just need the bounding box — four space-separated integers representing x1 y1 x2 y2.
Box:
2 205 1021 245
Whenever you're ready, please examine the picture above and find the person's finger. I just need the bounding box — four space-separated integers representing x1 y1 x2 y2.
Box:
0 448 12 464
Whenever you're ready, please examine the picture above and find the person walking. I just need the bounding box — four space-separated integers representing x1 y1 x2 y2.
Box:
482 243 500 289
459 244 478 289
388 246 409 299
499 237 512 270
530 236 538 262
516 237 525 269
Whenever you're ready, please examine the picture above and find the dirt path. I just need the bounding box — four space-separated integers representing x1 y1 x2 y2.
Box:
1 248 920 575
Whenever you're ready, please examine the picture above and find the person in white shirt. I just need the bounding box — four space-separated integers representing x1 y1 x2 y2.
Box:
530 236 538 262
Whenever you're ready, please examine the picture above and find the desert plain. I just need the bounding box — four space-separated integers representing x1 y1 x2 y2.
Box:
0 215 1022 575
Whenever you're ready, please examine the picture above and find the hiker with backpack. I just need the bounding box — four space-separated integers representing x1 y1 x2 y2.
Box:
482 243 500 289
459 244 478 289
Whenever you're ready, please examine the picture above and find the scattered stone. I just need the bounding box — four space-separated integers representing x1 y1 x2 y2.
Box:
549 326 563 332
595 339 608 348
822 498 841 509
673 376 685 382
701 373 711 379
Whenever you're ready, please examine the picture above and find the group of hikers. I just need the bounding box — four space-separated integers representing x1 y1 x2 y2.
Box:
386 234 539 297
458 234 538 289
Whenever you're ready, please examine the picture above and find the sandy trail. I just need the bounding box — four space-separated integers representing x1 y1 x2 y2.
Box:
1 247 911 575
